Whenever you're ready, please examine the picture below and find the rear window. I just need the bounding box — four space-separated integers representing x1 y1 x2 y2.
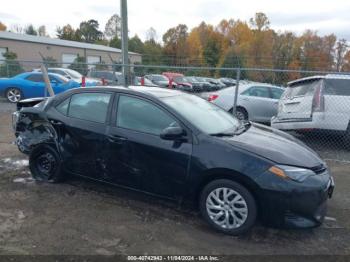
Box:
324 79 350 96
284 80 321 98
68 93 111 123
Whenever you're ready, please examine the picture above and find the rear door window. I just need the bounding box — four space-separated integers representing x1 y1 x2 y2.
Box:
68 93 112 123
242 86 270 98
324 79 350 96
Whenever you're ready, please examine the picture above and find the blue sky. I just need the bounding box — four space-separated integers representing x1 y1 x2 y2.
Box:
1 0 350 41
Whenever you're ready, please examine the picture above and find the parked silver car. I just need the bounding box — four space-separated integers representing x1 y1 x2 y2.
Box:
271 75 350 146
203 83 284 123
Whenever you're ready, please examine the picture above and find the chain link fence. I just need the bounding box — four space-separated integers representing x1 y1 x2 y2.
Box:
1 59 350 162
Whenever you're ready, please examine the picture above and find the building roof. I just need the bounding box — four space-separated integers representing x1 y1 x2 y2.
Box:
0 31 140 56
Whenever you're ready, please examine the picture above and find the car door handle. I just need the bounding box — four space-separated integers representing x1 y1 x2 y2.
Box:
108 135 128 144
242 97 249 101
49 119 63 126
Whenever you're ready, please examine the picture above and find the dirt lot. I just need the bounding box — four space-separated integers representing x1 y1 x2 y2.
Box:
0 98 349 258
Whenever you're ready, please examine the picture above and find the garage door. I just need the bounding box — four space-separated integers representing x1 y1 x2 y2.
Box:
62 54 78 68
87 56 101 69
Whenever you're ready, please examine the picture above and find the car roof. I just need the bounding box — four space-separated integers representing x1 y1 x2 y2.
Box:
288 74 350 86
17 72 66 78
68 86 183 99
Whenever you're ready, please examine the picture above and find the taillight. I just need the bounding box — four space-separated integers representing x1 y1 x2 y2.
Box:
312 83 325 112
207 94 219 102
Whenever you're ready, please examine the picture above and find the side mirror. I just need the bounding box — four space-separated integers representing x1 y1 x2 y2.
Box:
160 126 185 140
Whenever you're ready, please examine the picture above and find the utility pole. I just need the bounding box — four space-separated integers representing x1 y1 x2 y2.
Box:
121 0 129 87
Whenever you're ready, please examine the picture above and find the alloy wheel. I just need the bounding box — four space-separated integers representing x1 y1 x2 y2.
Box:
206 187 248 229
7 89 21 103
36 152 57 179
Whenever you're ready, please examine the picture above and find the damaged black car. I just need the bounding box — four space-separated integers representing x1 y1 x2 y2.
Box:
13 86 334 235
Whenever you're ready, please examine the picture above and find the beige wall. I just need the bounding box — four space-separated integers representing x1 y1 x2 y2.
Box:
0 39 142 69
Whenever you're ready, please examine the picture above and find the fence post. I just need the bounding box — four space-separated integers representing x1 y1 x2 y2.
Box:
232 68 241 116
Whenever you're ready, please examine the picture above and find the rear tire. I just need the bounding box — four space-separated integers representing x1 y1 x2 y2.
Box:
29 145 65 183
200 179 257 235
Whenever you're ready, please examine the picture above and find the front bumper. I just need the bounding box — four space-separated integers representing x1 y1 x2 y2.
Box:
255 169 334 228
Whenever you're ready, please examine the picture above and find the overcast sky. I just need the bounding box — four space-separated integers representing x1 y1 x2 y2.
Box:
1 0 350 41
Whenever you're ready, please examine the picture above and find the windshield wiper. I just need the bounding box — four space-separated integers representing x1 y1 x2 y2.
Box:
210 132 235 137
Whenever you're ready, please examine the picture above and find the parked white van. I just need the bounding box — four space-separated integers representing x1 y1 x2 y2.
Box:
271 74 350 146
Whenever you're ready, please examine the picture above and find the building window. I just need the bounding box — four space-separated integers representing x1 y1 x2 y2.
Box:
62 53 78 68
0 47 8 64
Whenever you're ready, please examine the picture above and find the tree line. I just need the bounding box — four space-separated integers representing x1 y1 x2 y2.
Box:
1 13 350 82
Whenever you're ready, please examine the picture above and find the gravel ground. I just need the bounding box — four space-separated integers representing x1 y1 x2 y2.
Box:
0 98 349 258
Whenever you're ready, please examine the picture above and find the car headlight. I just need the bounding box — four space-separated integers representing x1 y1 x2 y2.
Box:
269 165 316 182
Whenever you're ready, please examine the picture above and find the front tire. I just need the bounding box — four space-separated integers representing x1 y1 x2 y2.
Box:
6 87 22 103
29 145 65 183
200 179 257 235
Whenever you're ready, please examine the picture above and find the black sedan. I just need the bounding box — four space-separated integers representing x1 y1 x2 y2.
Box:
13 86 334 235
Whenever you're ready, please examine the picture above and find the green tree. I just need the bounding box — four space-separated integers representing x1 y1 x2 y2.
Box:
43 56 59 67
68 55 88 75
203 34 221 68
0 51 23 77
79 20 103 43
25 24 38 35
219 47 244 77
110 36 121 49
56 24 81 41
129 35 144 53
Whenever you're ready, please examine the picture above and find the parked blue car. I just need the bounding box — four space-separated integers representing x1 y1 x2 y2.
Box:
0 72 81 103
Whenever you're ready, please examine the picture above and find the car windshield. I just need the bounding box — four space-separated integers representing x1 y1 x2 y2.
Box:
65 69 83 79
186 77 196 82
195 77 207 82
152 75 168 81
174 76 187 82
162 94 240 134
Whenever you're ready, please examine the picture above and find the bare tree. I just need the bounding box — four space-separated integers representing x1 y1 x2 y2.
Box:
10 24 24 34
146 27 157 42
335 39 349 71
104 14 121 40
38 25 48 37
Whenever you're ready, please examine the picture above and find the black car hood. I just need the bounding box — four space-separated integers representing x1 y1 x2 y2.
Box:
221 123 323 168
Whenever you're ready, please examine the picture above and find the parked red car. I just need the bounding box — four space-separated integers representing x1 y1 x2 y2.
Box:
162 72 193 92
